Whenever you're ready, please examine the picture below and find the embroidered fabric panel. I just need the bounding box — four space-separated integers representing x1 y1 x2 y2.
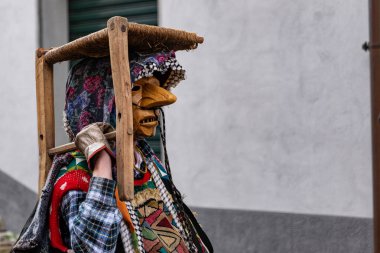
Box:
132 188 189 253
146 161 192 250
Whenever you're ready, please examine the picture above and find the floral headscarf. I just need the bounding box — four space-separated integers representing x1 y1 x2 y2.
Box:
63 51 185 141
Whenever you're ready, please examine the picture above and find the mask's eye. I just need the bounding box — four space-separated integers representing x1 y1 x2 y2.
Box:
132 85 141 91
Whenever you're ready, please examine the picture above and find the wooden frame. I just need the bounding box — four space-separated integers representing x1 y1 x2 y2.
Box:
370 0 380 251
36 16 203 201
36 48 55 194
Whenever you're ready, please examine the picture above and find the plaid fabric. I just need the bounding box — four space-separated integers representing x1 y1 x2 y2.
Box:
61 177 122 253
136 139 155 159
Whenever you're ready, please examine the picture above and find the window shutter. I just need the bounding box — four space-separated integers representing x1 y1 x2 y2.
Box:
69 0 158 40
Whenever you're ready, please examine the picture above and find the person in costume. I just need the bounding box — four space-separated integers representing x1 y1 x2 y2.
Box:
12 52 212 253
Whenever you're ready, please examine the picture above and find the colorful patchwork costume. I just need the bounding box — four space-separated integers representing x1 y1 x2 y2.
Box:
12 52 212 253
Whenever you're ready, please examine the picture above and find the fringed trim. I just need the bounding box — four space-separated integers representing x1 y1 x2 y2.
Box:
131 188 169 208
120 220 135 253
62 110 75 141
132 56 186 90
125 201 145 253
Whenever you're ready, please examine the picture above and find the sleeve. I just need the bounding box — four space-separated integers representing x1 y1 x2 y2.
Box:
61 177 122 253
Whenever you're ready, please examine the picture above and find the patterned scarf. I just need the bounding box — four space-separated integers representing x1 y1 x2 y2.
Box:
63 51 185 141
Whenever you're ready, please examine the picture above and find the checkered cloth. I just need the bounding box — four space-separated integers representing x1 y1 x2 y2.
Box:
61 177 122 253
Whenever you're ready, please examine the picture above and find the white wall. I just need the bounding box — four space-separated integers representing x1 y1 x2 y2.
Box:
160 0 372 217
0 0 39 192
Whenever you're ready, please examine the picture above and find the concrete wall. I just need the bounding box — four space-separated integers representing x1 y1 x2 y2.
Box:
193 207 373 253
0 0 39 192
0 0 69 194
0 0 372 219
40 0 69 146
160 0 372 218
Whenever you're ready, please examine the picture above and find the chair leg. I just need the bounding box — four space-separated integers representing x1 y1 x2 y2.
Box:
107 17 134 201
36 48 55 195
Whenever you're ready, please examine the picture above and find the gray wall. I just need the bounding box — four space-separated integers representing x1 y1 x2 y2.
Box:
0 0 39 192
193 207 373 253
0 0 68 194
160 0 372 218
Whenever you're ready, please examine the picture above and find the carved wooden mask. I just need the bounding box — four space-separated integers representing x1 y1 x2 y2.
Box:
132 76 177 137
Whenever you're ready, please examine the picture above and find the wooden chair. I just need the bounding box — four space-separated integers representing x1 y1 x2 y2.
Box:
35 16 203 201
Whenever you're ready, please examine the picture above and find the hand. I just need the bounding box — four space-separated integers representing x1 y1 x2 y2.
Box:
74 122 115 171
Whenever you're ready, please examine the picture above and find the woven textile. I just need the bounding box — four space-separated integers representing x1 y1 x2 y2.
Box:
12 153 74 253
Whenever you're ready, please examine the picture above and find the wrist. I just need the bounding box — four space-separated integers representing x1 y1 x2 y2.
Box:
92 150 112 179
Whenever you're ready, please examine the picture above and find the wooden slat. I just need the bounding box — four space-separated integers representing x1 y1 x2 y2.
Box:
372 49 380 253
36 48 55 194
108 17 135 201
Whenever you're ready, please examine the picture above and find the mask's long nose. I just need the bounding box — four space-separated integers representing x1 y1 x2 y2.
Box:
140 81 177 108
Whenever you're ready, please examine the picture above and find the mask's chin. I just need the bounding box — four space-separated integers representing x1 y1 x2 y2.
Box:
135 123 158 138
134 113 159 138
132 102 160 138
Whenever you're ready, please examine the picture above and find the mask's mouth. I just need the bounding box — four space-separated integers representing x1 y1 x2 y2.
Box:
139 116 158 126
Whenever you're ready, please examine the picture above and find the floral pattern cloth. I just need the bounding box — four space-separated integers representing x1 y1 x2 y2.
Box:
63 51 185 141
